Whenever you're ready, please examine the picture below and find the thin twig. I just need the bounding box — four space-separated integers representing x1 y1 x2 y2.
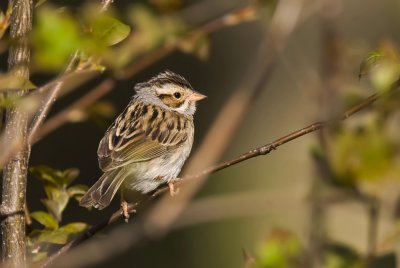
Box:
33 79 115 142
116 5 256 80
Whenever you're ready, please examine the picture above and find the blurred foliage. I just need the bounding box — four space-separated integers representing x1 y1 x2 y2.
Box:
324 243 363 268
359 41 400 93
0 5 11 40
32 4 130 71
65 100 116 127
27 166 89 262
315 42 400 191
306 41 400 268
29 166 88 221
252 228 304 268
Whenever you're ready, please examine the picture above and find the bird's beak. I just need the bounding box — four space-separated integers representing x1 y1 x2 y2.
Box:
188 91 207 102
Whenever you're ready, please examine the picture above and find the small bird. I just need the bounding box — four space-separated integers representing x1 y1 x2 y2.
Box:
79 71 206 217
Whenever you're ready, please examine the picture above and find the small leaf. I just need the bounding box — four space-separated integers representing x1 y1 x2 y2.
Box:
62 168 80 186
256 228 303 268
359 42 400 92
29 166 60 187
92 16 131 46
0 5 11 40
67 184 88 198
359 49 384 79
31 211 59 229
0 72 37 91
31 252 48 262
37 230 68 245
325 242 362 268
33 7 82 71
30 165 81 188
42 188 70 222
31 211 58 229
59 222 88 234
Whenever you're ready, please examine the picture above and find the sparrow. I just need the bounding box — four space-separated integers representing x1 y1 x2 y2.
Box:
79 71 206 216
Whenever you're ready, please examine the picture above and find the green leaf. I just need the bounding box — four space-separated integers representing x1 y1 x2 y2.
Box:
359 49 385 79
59 222 88 234
33 7 82 71
62 168 80 186
0 6 11 40
92 16 131 46
0 72 36 91
325 242 362 268
256 229 302 268
359 43 400 92
30 166 61 186
31 252 48 262
67 184 88 198
31 211 59 229
42 188 70 222
37 230 68 245
30 165 80 187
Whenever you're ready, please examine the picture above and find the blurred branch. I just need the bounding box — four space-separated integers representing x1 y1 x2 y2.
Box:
0 69 100 167
33 79 115 142
116 4 256 80
1 0 33 266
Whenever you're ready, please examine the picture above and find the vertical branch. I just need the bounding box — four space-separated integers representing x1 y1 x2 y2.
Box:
308 3 341 267
366 197 379 267
1 0 33 267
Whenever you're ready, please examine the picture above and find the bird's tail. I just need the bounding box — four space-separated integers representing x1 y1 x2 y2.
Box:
79 168 126 210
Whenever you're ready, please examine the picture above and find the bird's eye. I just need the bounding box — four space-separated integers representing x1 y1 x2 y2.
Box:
173 92 181 99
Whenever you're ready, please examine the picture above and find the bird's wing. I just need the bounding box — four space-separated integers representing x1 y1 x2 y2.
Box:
97 100 191 172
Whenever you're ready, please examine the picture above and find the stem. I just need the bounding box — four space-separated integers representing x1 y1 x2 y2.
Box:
366 197 379 267
1 0 33 267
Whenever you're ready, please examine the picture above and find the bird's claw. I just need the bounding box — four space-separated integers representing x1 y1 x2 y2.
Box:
168 182 179 197
120 201 130 223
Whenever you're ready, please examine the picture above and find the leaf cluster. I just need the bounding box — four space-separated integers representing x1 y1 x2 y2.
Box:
27 166 89 262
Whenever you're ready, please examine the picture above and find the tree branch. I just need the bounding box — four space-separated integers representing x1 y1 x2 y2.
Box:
1 0 33 267
33 79 115 142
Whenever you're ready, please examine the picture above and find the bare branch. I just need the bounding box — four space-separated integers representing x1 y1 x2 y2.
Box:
33 79 115 142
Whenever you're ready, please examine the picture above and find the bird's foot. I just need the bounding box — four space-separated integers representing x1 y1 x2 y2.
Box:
120 201 130 223
168 182 180 197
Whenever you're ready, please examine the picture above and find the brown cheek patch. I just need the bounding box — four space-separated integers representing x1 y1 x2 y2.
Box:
159 95 184 108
